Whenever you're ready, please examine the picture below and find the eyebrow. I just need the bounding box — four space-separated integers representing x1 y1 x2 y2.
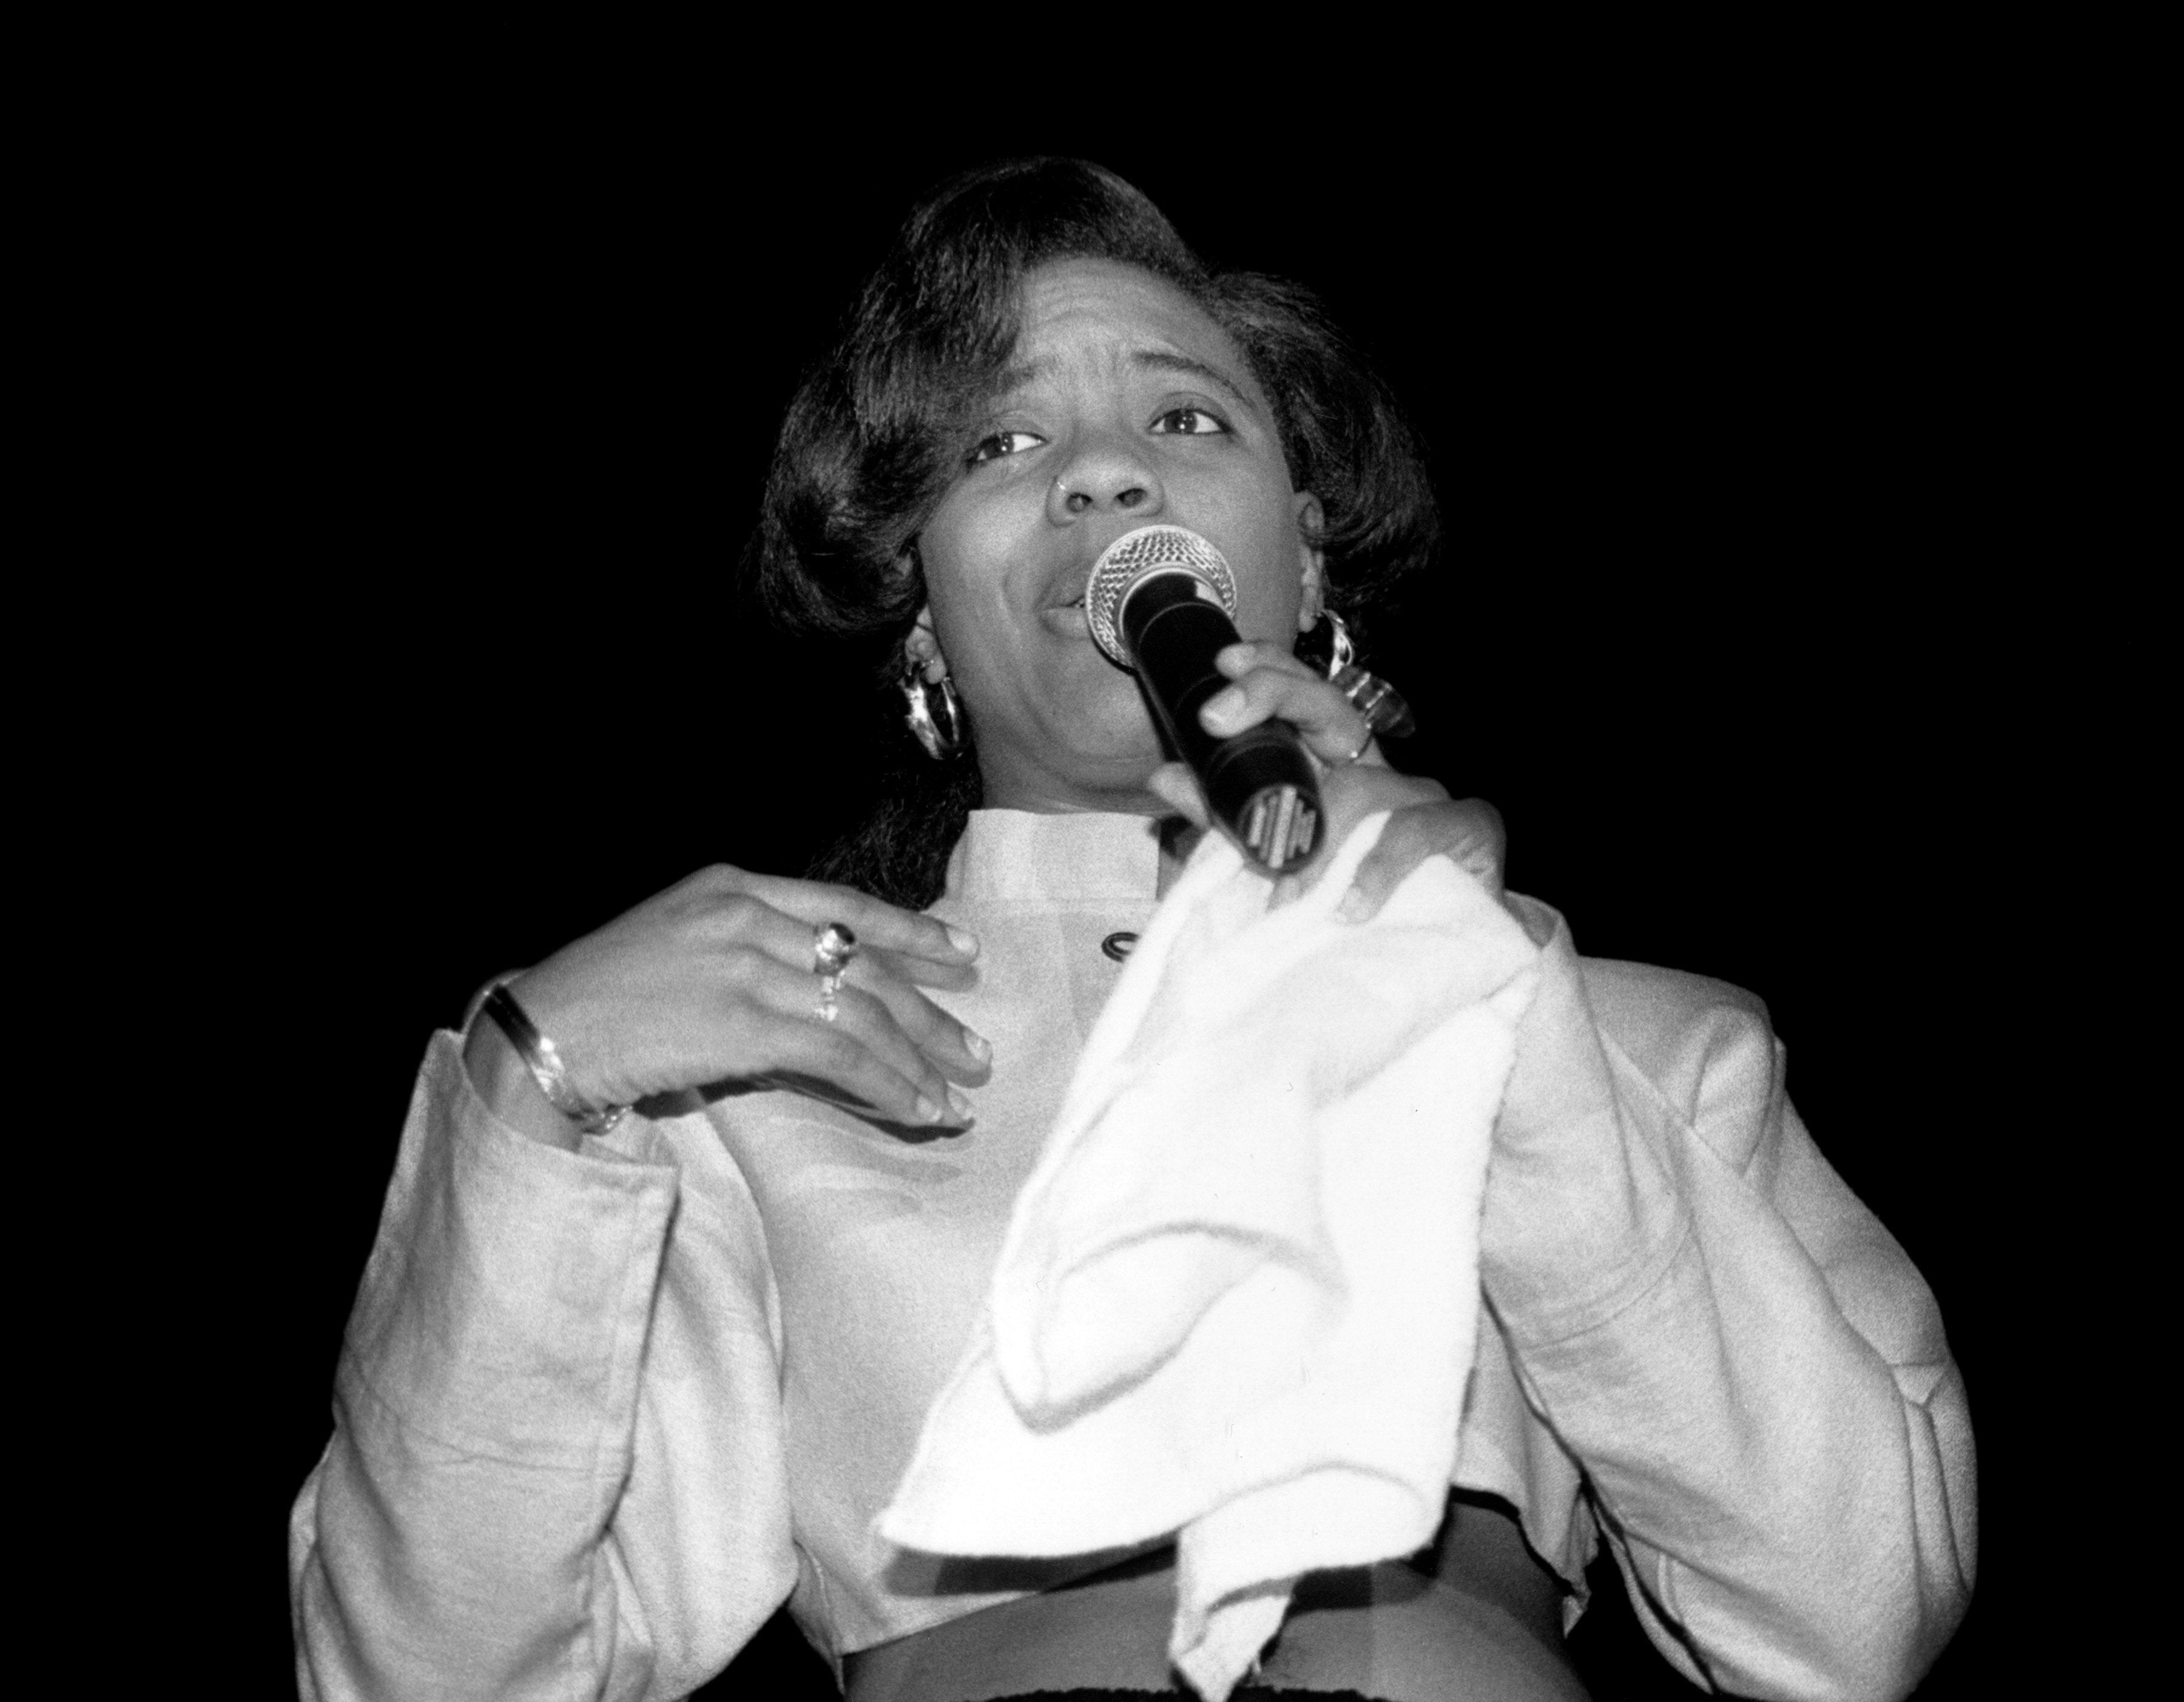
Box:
1128 350 1259 415
992 349 1261 417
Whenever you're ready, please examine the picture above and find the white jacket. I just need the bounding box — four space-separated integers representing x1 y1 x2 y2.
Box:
291 809 1974 1700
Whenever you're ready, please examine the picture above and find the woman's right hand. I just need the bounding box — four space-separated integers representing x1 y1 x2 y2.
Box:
465 865 989 1148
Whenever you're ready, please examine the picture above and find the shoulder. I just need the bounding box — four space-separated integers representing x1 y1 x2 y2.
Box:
1577 956 1770 1049
1576 957 1781 1143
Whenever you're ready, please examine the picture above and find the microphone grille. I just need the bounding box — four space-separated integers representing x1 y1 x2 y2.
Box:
1084 526 1239 665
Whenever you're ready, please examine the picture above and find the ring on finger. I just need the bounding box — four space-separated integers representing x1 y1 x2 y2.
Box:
812 921 858 975
812 921 858 1021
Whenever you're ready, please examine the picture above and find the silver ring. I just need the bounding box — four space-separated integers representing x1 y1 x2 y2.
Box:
812 922 857 1021
812 922 858 976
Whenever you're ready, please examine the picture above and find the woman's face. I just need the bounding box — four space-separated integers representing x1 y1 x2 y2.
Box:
915 257 1322 815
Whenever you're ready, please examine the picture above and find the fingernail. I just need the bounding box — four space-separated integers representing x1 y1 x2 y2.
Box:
963 1028 991 1064
946 1086 973 1119
1338 887 1372 923
1204 688 1244 727
945 926 978 957
915 1094 944 1124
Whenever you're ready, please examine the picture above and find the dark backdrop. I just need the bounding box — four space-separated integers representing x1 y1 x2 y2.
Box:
223 116 2049 1697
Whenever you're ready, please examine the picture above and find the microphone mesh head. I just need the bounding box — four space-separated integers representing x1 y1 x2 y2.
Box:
1085 525 1238 665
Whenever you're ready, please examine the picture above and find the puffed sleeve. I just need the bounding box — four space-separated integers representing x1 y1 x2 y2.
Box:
289 1031 800 1701
1482 900 1975 1702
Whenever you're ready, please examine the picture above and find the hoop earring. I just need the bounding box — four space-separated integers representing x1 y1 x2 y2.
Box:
1320 611 1418 741
1324 610 1357 675
901 663 966 760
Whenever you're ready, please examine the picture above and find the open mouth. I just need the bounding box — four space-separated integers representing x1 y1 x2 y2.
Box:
1046 565 1099 617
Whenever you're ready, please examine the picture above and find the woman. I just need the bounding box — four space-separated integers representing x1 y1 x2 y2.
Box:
291 159 1974 1701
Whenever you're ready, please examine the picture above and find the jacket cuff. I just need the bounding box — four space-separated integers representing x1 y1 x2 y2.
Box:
336 1031 681 1464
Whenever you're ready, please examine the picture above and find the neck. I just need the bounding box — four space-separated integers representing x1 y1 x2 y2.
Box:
970 760 1201 900
974 750 1206 897
975 747 1167 821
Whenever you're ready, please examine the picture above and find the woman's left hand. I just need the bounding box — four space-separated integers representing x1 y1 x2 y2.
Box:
1145 641 1509 922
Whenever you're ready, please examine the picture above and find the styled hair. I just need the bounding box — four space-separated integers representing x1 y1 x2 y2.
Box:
748 158 1439 907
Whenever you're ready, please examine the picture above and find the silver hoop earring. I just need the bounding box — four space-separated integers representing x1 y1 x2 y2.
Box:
901 663 967 760
1320 612 1418 740
1325 610 1357 674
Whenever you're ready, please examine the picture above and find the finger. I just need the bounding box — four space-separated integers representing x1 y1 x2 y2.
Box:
733 871 980 967
840 955 993 1085
826 981 976 1114
1198 664 1378 768
746 958 971 1125
1446 797 1508 895
1215 641 1321 684
1146 762 1211 830
1338 800 1508 924
746 1006 965 1129
854 944 979 995
718 900 951 987
1338 812 1434 924
719 907 990 1083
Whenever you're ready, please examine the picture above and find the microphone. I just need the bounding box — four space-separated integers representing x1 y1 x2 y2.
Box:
1085 525 1323 872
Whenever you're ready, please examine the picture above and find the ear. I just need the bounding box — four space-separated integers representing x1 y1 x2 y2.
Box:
1292 491 1327 631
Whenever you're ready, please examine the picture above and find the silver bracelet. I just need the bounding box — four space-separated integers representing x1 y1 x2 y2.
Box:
479 983 628 1138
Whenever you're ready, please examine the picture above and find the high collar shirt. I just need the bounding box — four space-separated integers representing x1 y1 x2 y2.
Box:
292 809 1975 1702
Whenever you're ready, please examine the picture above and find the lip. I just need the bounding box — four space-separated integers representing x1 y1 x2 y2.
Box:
1037 562 1096 622
1043 567 1093 611
1036 522 1168 634
1042 521 1154 614
1037 602 1096 640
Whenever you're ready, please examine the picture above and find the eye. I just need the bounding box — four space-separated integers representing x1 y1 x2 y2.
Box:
967 429 1045 466
1151 405 1228 437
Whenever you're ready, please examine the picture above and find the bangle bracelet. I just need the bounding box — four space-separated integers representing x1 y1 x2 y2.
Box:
480 984 628 1138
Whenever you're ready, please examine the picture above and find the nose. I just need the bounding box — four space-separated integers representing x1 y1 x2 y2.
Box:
1046 430 1162 523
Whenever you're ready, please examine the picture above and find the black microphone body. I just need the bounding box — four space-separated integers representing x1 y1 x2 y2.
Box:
1118 569 1322 871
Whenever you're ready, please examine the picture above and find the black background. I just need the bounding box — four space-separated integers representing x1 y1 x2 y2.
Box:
201 97 2073 1698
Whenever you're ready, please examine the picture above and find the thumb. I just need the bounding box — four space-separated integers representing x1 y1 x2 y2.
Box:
1146 762 1210 830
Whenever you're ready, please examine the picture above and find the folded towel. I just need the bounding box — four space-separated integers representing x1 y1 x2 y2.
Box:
880 813 1542 1701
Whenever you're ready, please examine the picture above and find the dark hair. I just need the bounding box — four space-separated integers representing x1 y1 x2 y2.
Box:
749 158 1439 907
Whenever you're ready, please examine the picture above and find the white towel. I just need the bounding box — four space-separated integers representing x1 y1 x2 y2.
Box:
880 813 1542 1701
